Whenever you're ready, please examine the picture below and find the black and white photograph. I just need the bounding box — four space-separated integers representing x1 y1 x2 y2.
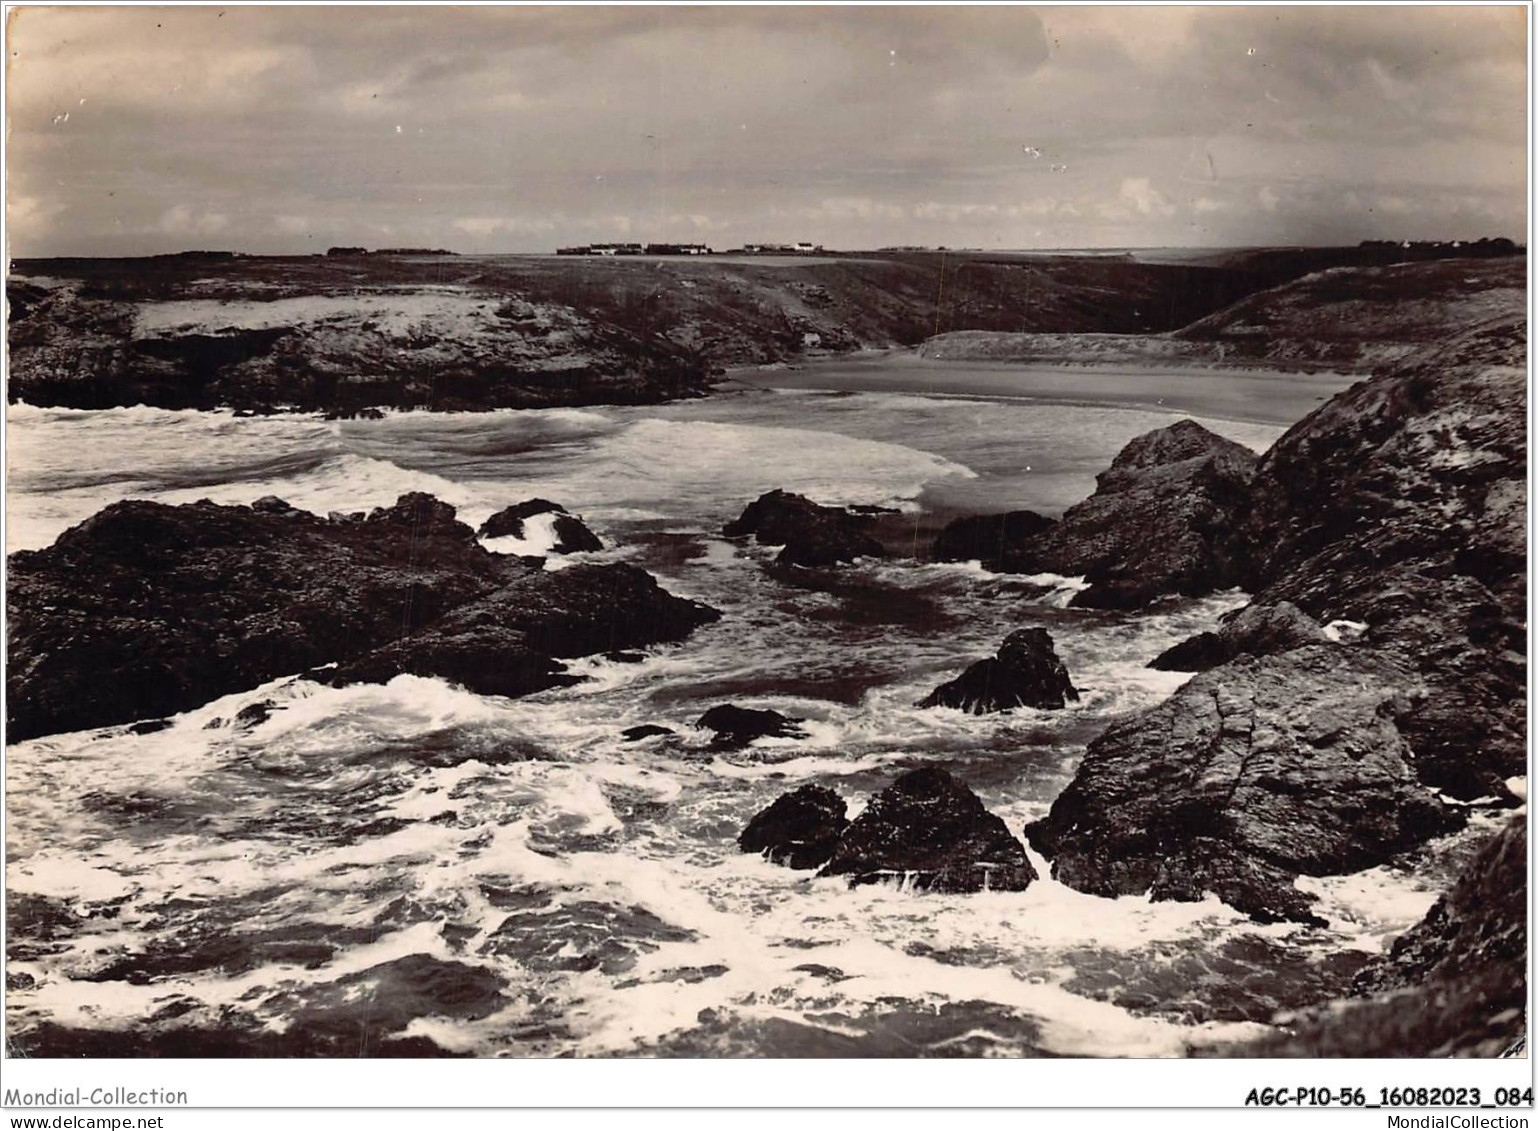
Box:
1 0 1529 1095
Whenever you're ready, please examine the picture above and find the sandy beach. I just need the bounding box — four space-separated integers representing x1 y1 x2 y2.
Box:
743 350 1362 427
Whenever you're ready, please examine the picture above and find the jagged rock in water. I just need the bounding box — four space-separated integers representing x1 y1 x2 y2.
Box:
694 704 808 749
6 493 717 739
738 784 850 869
621 725 675 743
930 510 1056 569
919 628 1079 713
723 489 886 567
1026 647 1462 925
996 419 1258 608
1150 601 1330 672
327 563 720 697
822 767 1037 893
1031 313 1527 929
480 499 603 554
1209 816 1526 1057
6 493 511 740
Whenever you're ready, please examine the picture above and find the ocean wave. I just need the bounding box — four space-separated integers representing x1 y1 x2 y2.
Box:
476 417 977 526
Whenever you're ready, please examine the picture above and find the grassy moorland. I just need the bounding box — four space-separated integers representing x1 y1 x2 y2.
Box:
919 256 1526 373
6 245 1522 412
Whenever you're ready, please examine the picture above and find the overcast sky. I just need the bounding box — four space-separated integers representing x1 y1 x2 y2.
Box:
6 4 1527 255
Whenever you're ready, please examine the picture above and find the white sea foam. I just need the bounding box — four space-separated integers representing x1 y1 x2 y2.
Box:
481 512 563 557
7 387 1399 1058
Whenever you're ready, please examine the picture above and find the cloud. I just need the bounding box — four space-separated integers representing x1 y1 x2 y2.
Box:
157 205 230 238
1116 178 1176 218
7 193 66 237
3 6 1524 255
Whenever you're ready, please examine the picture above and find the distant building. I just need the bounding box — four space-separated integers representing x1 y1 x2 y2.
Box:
644 242 712 255
740 241 823 254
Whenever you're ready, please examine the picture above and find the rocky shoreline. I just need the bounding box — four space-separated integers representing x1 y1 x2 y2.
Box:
738 307 1526 1051
6 492 719 741
5 276 1525 1056
13 250 1512 416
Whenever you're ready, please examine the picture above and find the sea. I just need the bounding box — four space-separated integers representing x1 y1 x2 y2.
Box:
3 366 1495 1057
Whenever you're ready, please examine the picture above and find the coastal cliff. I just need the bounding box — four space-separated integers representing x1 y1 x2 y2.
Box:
7 248 1457 414
920 257 1524 373
1025 309 1526 924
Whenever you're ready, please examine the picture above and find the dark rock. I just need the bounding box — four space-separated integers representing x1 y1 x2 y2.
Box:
621 725 675 743
919 628 1079 713
480 498 567 538
6 494 507 740
1150 601 1329 672
738 784 849 868
822 767 1037 893
604 651 648 664
479 499 603 554
724 489 886 567
1364 814 1526 995
1210 816 1526 1057
1026 647 1462 925
1030 313 1526 926
7 494 716 739
547 515 603 553
930 510 1057 568
364 492 479 542
1236 316 1527 801
995 420 1258 608
326 630 574 700
250 495 296 514
328 563 720 698
233 700 278 730
694 704 807 749
126 718 173 735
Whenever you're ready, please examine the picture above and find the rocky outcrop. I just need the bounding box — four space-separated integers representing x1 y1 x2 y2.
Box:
738 784 850 869
480 500 603 554
1236 315 1527 801
929 510 1056 569
1149 601 1329 672
822 767 1038 894
1026 647 1462 925
994 420 1258 608
724 490 887 567
1030 310 1525 923
325 563 717 698
1362 814 1526 997
7 494 717 739
621 724 675 743
4 274 714 413
694 704 808 749
919 628 1079 713
1211 816 1526 1057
